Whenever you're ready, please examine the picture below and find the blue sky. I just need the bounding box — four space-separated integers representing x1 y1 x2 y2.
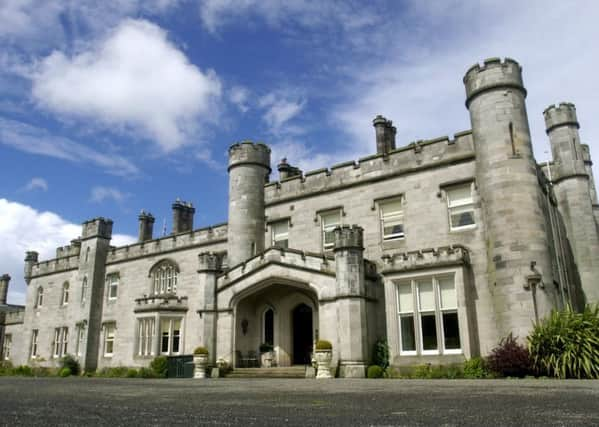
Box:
2 0 599 304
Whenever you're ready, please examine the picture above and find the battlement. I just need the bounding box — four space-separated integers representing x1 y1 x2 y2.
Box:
106 223 228 265
463 57 525 107
198 252 223 272
81 217 113 240
543 102 579 133
228 141 271 172
582 144 592 163
3 307 25 325
334 225 364 251
30 254 80 277
265 131 474 206
55 240 81 259
381 245 470 273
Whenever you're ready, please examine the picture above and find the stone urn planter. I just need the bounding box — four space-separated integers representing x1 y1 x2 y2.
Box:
314 340 333 379
259 343 274 368
193 347 209 379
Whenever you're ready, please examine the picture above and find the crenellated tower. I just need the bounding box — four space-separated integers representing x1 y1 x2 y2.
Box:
464 58 556 340
227 141 271 267
544 103 599 303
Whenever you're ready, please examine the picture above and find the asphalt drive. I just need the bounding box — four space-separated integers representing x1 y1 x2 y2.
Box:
0 377 597 426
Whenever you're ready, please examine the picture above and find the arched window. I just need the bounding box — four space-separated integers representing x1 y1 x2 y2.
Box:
61 282 69 306
36 287 44 308
81 277 88 304
150 261 179 295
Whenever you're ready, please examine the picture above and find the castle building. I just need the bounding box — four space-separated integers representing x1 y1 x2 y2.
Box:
2 57 598 376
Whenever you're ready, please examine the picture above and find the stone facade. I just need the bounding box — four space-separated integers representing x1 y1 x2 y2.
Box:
2 57 598 376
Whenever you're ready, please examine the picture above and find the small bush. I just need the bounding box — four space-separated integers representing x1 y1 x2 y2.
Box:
32 367 57 377
528 304 599 379
60 354 80 376
367 365 384 378
0 361 14 376
150 356 168 378
137 367 156 378
14 365 33 376
59 367 72 377
126 368 139 378
463 357 490 379
413 364 433 379
194 346 209 355
315 340 332 350
372 339 390 371
487 334 531 378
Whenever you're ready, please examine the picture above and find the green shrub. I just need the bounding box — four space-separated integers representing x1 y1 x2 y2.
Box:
463 357 490 379
367 365 384 378
150 356 168 378
32 367 56 377
372 339 390 370
315 340 332 350
194 346 209 355
14 365 33 376
59 367 72 377
528 304 599 379
137 367 156 378
487 334 531 378
413 364 433 379
0 361 13 376
60 354 80 376
126 368 139 378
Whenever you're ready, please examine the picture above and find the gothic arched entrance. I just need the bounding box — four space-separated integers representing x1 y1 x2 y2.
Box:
292 303 313 365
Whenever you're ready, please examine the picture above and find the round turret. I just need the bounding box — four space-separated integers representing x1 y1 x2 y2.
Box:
463 57 525 107
227 141 271 267
543 102 579 134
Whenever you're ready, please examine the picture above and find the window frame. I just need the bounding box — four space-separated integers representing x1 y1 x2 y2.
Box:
103 323 116 357
61 282 69 306
2 334 11 360
270 220 290 249
159 317 183 356
150 261 179 296
137 316 156 357
319 209 342 251
35 287 44 308
445 183 476 232
30 329 39 359
106 274 119 301
395 273 462 356
378 196 405 241
76 324 85 357
81 277 88 305
53 326 68 358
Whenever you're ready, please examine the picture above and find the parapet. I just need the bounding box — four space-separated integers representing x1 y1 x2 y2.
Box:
198 252 223 272
228 141 271 172
25 251 39 263
333 225 364 251
463 57 525 107
543 102 579 133
81 217 113 240
55 240 82 259
381 245 470 273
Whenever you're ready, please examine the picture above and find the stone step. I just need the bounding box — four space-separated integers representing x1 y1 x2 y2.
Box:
226 366 308 379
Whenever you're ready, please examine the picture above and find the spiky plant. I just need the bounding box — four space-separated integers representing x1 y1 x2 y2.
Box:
528 304 599 379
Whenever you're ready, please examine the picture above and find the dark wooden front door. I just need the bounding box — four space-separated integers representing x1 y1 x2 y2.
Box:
292 304 313 365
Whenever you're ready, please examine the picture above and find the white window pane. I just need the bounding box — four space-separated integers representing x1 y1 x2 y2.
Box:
400 315 416 352
439 277 457 309
322 212 340 227
447 186 472 207
381 200 403 216
450 206 475 228
417 280 434 311
397 283 413 312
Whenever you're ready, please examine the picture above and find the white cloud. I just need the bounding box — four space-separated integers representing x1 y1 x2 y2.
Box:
229 85 250 113
0 117 139 176
0 198 135 305
31 19 222 151
259 91 306 136
270 139 338 177
23 177 48 192
90 186 129 204
331 0 599 181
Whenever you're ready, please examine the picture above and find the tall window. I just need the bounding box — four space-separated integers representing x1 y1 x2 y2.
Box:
137 317 155 357
30 329 39 359
103 323 115 357
61 282 69 306
160 318 182 355
2 334 11 360
263 308 274 346
321 210 341 251
271 221 289 249
81 277 88 305
446 184 475 231
379 198 405 241
151 262 178 295
396 275 461 355
76 325 85 357
106 274 119 300
53 327 68 358
36 287 44 308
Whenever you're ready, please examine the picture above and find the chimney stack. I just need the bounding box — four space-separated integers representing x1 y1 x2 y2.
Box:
172 199 195 234
0 274 10 305
373 115 397 154
138 210 155 242
277 158 302 180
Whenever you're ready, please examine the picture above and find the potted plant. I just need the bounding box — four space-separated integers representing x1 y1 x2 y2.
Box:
314 340 333 379
193 346 209 379
259 343 274 368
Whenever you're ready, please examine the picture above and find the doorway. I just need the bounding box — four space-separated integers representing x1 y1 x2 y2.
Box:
292 303 313 365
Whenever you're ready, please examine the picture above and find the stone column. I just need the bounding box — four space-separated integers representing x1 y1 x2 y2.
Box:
333 225 368 378
198 252 221 364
